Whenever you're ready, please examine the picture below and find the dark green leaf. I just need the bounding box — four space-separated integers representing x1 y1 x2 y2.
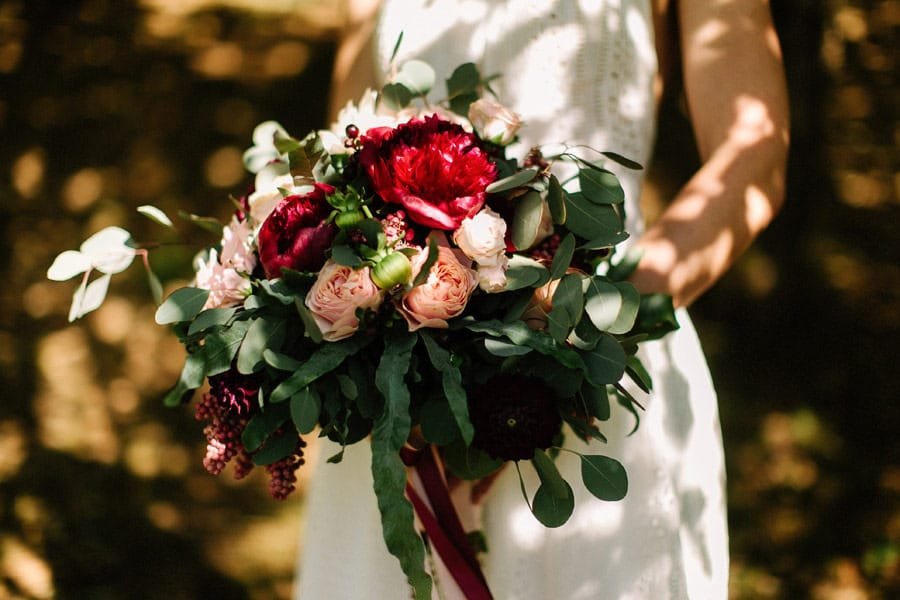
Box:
336 374 358 400
373 333 417 451
582 334 627 386
388 31 404 64
625 355 653 393
531 480 575 528
294 298 323 343
270 335 370 402
237 315 287 374
202 319 251 376
486 168 539 194
503 255 549 291
178 211 224 234
463 319 583 370
531 449 569 500
162 351 206 407
446 62 480 98
371 435 432 599
630 293 680 340
263 349 302 372
421 333 473 445
608 282 640 335
448 92 479 118
600 151 643 170
155 287 210 324
547 273 583 344
331 244 363 267
563 193 624 244
242 405 289 452
580 454 628 501
442 438 503 480
420 399 459 446
381 82 413 111
549 233 575 281
188 307 238 336
579 168 625 205
290 387 321 434
484 337 533 357
251 429 299 466
583 384 611 421
547 174 566 224
511 190 546 251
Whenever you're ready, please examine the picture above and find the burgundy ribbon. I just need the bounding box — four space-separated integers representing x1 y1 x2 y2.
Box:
402 446 494 600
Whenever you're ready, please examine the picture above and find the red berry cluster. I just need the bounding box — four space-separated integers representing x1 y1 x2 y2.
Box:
529 233 562 262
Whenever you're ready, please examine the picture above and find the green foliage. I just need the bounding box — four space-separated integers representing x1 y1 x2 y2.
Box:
154 287 210 324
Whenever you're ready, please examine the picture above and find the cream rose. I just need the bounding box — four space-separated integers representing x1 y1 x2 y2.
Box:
398 244 478 331
305 260 384 342
453 208 509 292
468 98 522 146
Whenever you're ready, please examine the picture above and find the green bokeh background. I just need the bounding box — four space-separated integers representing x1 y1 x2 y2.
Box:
1 1 897 598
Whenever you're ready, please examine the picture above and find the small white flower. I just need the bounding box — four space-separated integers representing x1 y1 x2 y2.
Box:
468 98 522 146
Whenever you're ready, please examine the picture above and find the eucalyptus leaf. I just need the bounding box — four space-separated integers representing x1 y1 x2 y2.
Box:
626 355 653 394
263 349 302 372
237 315 288 374
608 282 640 334
549 233 575 281
600 151 643 170
294 297 323 343
188 307 238 336
547 174 566 224
69 273 111 321
463 319 583 371
578 168 625 205
446 62 480 99
582 334 627 386
146 268 164 304
563 193 624 244
580 454 628 501
136 205 174 228
396 60 435 95
155 287 210 325
242 405 289 452
531 480 575 528
503 255 550 291
484 337 533 357
511 190 545 251
47 250 91 281
250 429 299 466
532 449 569 500
442 438 503 480
178 211 224 235
290 387 321 434
584 278 623 332
162 351 206 407
336 374 358 401
381 82 414 111
486 167 539 194
582 384 611 421
202 319 252 376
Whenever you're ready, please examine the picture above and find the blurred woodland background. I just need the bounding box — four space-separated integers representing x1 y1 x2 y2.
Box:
0 0 897 598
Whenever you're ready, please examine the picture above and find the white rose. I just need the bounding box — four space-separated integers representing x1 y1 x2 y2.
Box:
476 255 509 293
453 208 507 264
468 98 522 146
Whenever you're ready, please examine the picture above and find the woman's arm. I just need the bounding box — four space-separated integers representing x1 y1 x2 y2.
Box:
631 0 790 307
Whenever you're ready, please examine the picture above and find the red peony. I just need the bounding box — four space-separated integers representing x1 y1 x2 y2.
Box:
357 114 497 230
257 183 337 278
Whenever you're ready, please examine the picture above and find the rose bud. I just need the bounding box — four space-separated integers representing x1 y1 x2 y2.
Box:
356 114 497 230
453 207 509 292
257 183 337 278
468 98 522 146
370 251 413 289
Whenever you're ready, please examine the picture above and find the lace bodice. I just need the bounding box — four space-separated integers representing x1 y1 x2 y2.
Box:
375 0 658 240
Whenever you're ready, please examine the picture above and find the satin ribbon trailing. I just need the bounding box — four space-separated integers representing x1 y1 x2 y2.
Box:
401 445 494 600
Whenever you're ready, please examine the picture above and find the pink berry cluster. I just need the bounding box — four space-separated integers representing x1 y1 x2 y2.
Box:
381 210 415 247
195 370 306 499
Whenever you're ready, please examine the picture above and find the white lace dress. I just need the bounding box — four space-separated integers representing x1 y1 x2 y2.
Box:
295 1 729 598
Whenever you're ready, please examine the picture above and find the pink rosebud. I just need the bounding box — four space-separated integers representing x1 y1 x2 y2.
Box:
468 98 522 146
257 183 337 279
305 260 384 341
398 241 478 331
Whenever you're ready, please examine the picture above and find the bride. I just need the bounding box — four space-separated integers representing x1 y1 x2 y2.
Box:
294 1 788 598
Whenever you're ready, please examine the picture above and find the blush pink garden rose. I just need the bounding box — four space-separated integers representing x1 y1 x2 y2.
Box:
305 260 384 341
257 183 337 279
397 241 478 331
467 98 522 146
356 114 497 230
452 207 509 292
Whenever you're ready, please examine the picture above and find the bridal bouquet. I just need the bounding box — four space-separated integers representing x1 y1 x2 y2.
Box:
48 52 677 598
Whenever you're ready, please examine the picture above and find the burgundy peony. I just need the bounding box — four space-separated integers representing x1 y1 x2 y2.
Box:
357 114 497 230
257 183 337 278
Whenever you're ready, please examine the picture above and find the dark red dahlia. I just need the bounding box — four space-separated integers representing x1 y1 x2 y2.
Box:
257 183 337 278
357 114 497 230
468 374 563 462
